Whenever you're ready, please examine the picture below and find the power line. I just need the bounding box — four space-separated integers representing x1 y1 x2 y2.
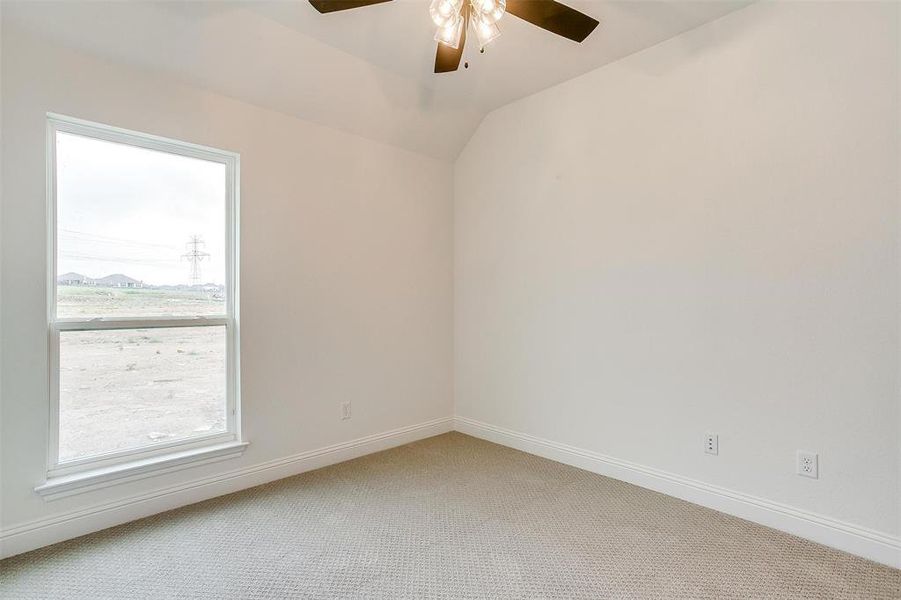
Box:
181 236 210 284
60 253 174 265
59 229 179 250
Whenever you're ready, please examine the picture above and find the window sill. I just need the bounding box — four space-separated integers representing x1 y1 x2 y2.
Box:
35 441 249 501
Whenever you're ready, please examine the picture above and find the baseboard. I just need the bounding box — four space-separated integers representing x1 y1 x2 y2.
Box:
5 415 898 569
454 416 901 570
0 416 453 559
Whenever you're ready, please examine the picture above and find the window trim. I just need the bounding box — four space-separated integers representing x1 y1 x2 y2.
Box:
35 441 249 500
44 113 242 488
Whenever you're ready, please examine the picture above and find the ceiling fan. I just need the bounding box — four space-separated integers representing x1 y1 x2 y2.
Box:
308 0 600 73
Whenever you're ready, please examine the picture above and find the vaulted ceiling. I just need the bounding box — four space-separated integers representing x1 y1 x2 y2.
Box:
3 0 751 159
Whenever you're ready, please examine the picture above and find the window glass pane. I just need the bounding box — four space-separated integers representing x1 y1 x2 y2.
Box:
58 326 227 462
55 131 227 318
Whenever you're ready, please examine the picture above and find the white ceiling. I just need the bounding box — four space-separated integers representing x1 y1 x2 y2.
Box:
3 0 751 159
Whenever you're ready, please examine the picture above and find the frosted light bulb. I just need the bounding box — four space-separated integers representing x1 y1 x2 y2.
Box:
430 0 462 27
434 14 463 49
487 2 505 23
473 0 505 24
472 11 500 46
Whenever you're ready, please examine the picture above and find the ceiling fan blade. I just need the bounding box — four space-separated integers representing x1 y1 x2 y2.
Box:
434 39 465 73
505 0 599 43
308 0 392 14
434 5 468 73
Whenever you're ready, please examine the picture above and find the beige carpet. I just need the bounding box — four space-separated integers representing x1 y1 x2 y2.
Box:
1 432 898 599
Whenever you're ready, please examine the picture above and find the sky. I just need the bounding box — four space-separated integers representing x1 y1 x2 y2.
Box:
56 131 227 286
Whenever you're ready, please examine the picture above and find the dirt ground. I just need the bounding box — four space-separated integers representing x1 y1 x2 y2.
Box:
57 286 228 462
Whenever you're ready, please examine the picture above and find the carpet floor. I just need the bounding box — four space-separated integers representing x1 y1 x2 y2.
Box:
1 432 898 599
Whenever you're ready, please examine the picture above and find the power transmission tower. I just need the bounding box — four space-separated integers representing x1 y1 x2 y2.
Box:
181 235 210 284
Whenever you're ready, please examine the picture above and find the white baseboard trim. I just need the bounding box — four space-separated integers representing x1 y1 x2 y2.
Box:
454 416 901 570
5 415 898 569
0 417 453 559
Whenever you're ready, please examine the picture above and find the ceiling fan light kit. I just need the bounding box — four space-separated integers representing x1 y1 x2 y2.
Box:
309 0 599 73
431 0 505 50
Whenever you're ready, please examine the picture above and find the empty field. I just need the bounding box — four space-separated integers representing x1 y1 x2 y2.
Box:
57 286 227 462
57 285 225 318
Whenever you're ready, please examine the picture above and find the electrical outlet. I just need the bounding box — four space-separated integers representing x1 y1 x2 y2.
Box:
340 401 351 421
797 451 818 478
704 433 718 455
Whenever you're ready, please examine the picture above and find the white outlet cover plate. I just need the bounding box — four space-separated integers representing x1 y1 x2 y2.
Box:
704 433 718 455
797 451 818 478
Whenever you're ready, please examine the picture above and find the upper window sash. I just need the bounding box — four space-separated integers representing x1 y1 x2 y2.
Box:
47 113 239 324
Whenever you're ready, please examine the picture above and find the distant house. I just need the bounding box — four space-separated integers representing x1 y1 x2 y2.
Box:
94 274 144 288
57 272 95 286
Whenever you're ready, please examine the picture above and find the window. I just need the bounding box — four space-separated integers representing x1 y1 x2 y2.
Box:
41 115 243 495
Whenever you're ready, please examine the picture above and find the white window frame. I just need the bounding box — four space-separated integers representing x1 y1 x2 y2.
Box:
40 114 244 497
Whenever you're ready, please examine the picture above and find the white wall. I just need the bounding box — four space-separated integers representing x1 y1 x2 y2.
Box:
0 26 453 552
3 0 899 567
456 0 899 546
